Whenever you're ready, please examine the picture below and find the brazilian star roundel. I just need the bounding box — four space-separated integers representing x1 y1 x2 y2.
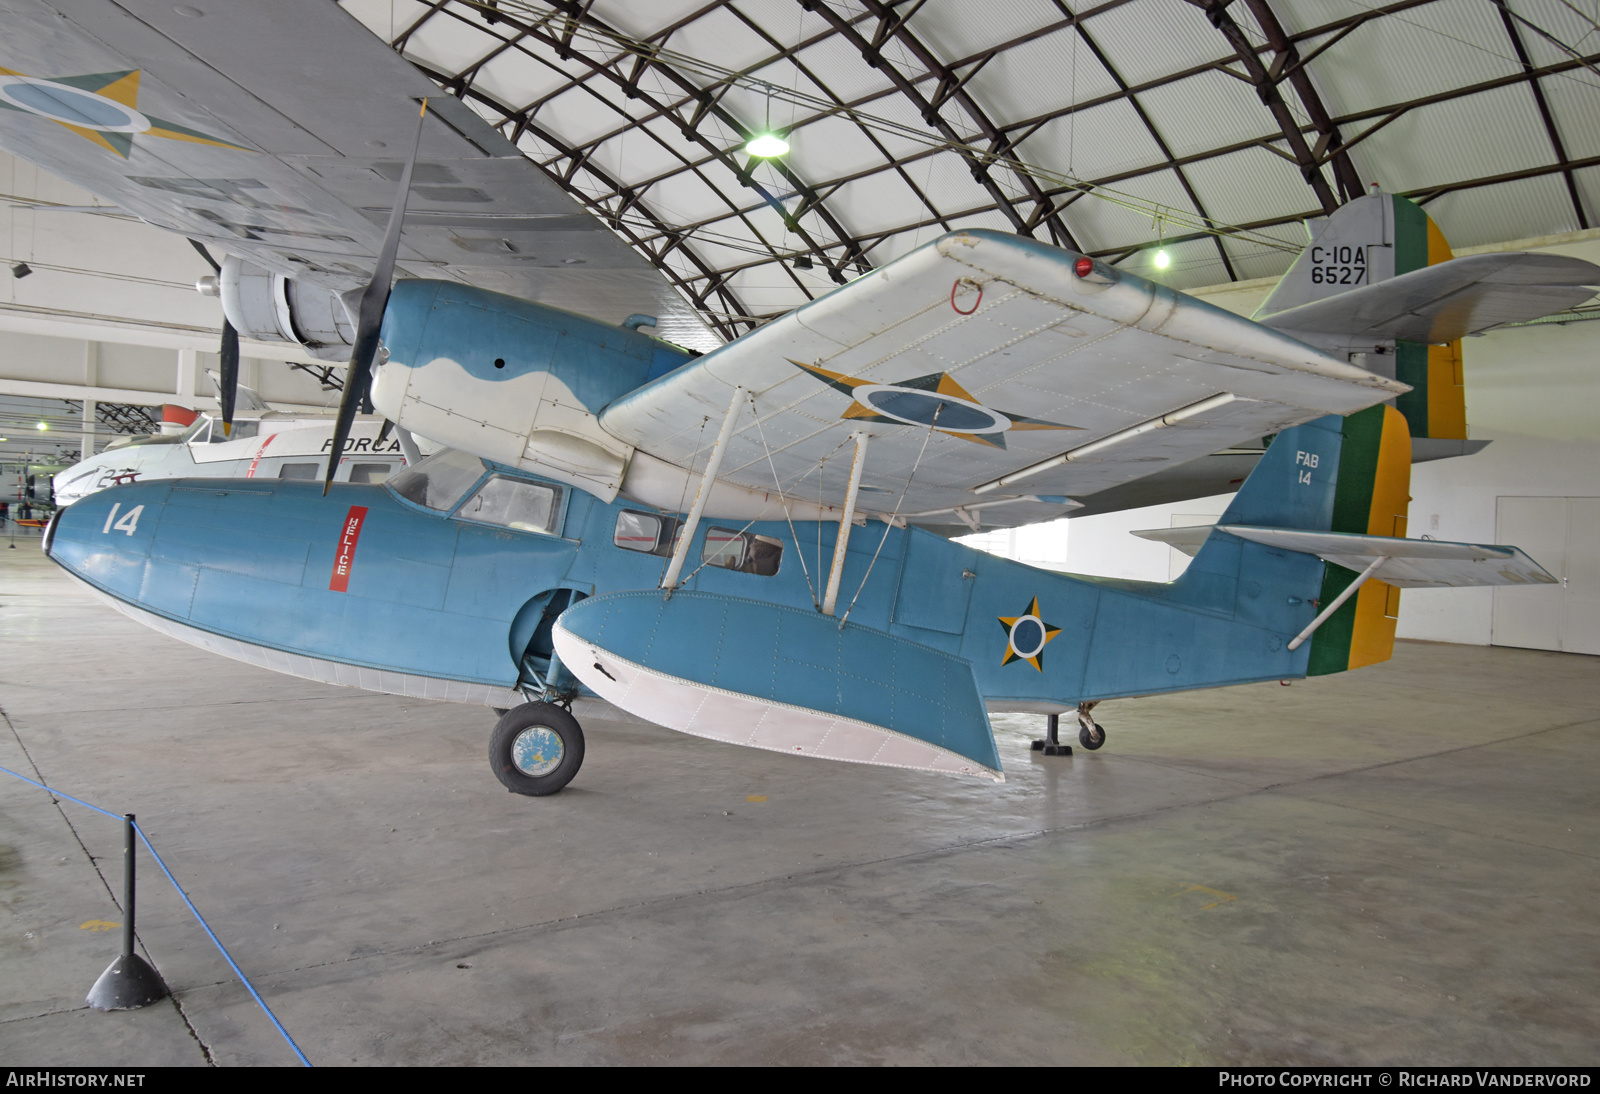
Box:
790 360 1077 449
998 597 1061 671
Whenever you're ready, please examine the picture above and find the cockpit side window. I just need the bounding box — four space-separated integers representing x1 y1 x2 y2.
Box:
455 475 564 536
387 449 487 511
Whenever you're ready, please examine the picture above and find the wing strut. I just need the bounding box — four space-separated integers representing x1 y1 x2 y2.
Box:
661 386 745 592
1286 555 1388 651
821 431 869 616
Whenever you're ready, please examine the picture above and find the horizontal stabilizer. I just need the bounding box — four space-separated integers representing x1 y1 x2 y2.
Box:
1217 525 1557 588
1130 524 1214 557
552 591 1002 780
1257 253 1600 343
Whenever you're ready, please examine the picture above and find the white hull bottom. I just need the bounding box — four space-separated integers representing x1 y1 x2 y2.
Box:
71 575 527 710
552 619 1003 782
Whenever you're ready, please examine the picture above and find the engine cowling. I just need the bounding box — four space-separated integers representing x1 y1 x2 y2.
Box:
215 256 355 362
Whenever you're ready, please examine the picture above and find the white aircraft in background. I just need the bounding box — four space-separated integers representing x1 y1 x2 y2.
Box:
53 380 427 507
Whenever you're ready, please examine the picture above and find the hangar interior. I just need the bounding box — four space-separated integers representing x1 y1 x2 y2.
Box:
1 0 1598 1067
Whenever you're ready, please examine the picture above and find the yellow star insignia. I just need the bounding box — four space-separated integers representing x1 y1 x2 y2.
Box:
998 596 1061 672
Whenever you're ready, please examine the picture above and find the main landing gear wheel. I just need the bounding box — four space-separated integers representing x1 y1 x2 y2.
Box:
490 702 585 796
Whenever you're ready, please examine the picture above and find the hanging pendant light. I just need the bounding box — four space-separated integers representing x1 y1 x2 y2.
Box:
744 83 789 158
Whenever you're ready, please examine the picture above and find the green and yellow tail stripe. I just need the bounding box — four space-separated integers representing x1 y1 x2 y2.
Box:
1392 195 1467 441
1307 405 1412 676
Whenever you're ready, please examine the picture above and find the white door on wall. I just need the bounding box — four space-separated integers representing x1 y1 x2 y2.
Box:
1564 499 1600 654
1492 496 1600 655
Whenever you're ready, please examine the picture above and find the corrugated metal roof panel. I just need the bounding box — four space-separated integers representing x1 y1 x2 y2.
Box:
1575 165 1600 224
789 36 901 105
1300 0 1523 118
1135 68 1282 161
960 27 1125 121
1182 146 1328 225
1343 83 1556 193
1540 73 1600 159
1221 225 1306 283
910 0 1076 60
655 4 783 72
1500 0 1600 70
340 0 432 41
1016 97 1170 183
1428 173 1584 246
1080 0 1244 86
1061 170 1199 253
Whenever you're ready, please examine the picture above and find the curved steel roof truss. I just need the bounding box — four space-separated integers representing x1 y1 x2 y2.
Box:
342 0 1600 339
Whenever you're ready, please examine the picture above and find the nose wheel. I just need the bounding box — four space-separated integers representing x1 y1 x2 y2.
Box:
490 702 585 795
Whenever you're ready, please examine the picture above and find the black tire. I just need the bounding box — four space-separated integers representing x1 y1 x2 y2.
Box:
490 702 585 796
1078 722 1106 750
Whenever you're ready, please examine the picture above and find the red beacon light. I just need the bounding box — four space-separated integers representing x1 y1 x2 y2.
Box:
1071 255 1116 286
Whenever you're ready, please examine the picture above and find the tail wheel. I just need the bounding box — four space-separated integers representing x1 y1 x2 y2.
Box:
1078 723 1105 750
490 702 585 796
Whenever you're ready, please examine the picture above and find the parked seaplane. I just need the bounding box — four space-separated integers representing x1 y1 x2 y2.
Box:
6 7 1593 793
52 385 424 508
41 105 1592 793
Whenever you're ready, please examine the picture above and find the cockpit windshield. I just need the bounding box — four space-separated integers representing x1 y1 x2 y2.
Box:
387 449 487 511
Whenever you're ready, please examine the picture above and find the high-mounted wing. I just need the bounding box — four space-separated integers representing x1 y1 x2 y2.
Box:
0 0 714 349
598 230 1406 524
1257 253 1599 343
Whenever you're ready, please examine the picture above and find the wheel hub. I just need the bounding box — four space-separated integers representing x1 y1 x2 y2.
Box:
510 725 564 777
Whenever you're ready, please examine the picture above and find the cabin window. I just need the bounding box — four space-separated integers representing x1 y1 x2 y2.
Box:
388 449 486 511
206 420 258 442
348 462 394 484
279 462 318 480
613 510 681 557
456 475 563 536
702 527 782 576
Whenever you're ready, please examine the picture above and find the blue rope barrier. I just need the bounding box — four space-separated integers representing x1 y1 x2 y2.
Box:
0 763 312 1067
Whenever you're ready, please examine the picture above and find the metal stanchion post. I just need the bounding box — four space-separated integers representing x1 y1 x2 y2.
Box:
87 814 168 1010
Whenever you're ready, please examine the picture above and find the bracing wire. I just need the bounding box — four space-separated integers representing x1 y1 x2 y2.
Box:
839 406 942 627
748 391 819 610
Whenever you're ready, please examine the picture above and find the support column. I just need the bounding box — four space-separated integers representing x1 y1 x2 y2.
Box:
81 341 98 459
175 347 197 405
822 431 869 616
660 386 745 591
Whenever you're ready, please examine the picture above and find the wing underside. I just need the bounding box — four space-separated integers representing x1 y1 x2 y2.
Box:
600 230 1407 527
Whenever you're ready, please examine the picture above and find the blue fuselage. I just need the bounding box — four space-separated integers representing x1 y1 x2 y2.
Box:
46 460 1324 709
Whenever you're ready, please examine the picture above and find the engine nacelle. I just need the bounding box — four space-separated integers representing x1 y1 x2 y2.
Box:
216 255 355 362
370 281 848 520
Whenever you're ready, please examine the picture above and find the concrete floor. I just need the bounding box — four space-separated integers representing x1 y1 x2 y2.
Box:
1 546 1597 1066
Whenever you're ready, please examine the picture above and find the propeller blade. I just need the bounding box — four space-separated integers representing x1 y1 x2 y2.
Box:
188 239 240 437
219 320 239 436
376 419 394 447
325 98 429 496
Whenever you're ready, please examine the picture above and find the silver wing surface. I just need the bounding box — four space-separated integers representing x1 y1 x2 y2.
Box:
0 0 715 349
1257 253 1600 343
599 230 1407 525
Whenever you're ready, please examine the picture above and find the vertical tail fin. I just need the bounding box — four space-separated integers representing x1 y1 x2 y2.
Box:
1255 191 1467 442
1177 404 1413 674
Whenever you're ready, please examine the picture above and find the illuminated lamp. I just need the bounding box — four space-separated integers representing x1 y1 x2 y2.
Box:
745 132 789 158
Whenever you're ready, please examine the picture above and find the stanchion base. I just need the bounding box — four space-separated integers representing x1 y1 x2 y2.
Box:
87 952 168 1010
